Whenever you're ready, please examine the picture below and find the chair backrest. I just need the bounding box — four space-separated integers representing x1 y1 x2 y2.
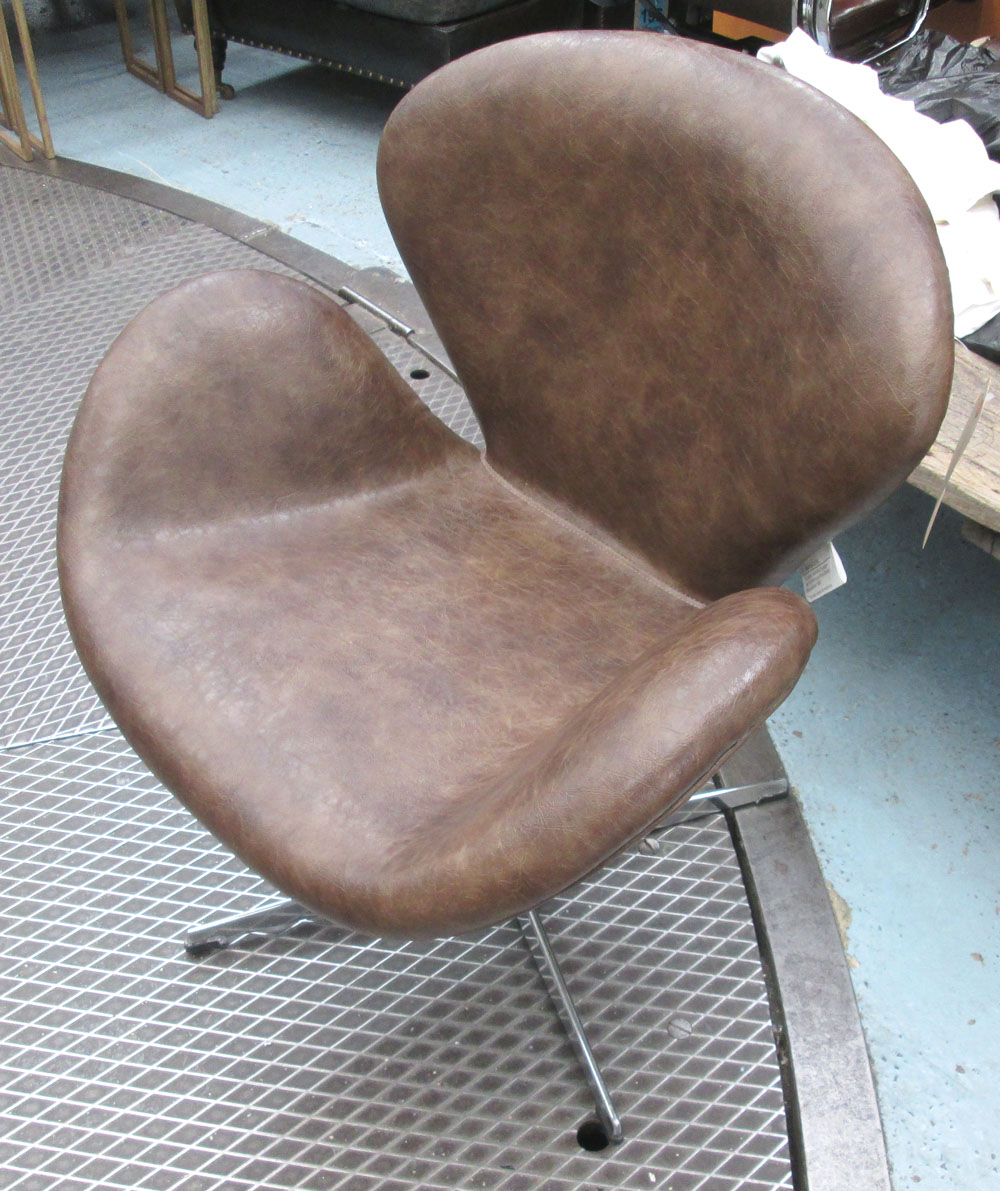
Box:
377 31 953 601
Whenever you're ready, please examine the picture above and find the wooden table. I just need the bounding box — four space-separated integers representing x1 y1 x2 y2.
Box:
910 343 1000 558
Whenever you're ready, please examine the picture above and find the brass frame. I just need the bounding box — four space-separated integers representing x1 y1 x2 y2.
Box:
115 0 218 119
0 0 54 161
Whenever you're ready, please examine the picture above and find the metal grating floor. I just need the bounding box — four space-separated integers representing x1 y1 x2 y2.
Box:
0 159 795 1190
0 735 791 1191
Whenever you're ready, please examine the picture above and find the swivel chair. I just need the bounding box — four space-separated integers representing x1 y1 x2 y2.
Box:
58 30 953 1142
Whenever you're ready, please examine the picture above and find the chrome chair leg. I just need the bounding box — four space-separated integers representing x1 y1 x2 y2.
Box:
187 897 624 1143
184 897 322 957
518 908 624 1145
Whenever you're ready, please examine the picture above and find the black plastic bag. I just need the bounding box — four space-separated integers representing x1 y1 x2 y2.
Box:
879 31 1000 362
878 30 1000 163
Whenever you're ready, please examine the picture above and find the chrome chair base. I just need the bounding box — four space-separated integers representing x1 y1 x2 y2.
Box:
180 779 792 1143
518 908 624 1145
184 898 322 957
184 897 626 1144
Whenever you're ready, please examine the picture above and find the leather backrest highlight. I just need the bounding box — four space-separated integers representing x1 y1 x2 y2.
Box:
378 31 953 600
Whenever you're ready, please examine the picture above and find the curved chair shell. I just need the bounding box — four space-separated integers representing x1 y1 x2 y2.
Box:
59 272 816 937
59 32 952 939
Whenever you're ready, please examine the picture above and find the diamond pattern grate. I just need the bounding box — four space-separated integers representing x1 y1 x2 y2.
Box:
0 167 187 315
375 331 485 449
0 734 792 1191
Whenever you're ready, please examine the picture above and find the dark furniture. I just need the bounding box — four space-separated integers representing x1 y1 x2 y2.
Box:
181 0 934 101
58 31 952 1140
179 0 630 90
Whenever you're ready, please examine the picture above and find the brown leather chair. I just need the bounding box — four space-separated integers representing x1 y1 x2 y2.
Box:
58 30 953 1143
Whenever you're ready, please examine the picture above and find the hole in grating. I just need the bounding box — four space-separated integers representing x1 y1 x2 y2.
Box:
576 1118 611 1152
409 368 430 380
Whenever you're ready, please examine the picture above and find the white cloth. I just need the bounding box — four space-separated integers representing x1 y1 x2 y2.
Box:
758 29 1000 337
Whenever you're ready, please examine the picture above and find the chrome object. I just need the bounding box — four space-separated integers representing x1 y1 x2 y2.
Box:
800 0 834 54
799 0 931 63
858 0 931 64
338 285 415 337
184 898 322 956
184 895 627 1144
518 908 625 1145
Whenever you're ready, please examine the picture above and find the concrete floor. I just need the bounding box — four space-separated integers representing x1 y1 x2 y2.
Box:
8 16 1000 1190
22 21 405 273
774 489 999 1189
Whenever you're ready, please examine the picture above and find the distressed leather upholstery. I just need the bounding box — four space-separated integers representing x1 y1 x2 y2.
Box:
59 32 952 939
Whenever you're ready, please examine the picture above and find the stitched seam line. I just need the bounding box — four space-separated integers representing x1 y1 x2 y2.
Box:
480 456 705 609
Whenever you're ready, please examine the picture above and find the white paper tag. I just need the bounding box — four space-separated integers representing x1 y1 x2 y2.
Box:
801 542 847 602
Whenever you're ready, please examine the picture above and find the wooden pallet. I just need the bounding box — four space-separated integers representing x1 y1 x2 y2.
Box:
910 342 1000 552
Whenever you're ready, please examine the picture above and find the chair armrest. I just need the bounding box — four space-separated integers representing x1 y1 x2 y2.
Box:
372 586 817 936
60 269 471 539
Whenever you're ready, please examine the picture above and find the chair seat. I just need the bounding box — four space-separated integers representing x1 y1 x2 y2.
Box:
59 271 816 937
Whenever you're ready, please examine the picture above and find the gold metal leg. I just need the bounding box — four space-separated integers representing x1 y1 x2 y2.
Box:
115 0 218 118
0 8 31 162
0 0 53 161
115 0 165 91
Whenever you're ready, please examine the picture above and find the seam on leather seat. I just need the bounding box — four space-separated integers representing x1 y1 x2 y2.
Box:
97 456 479 544
480 456 705 609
